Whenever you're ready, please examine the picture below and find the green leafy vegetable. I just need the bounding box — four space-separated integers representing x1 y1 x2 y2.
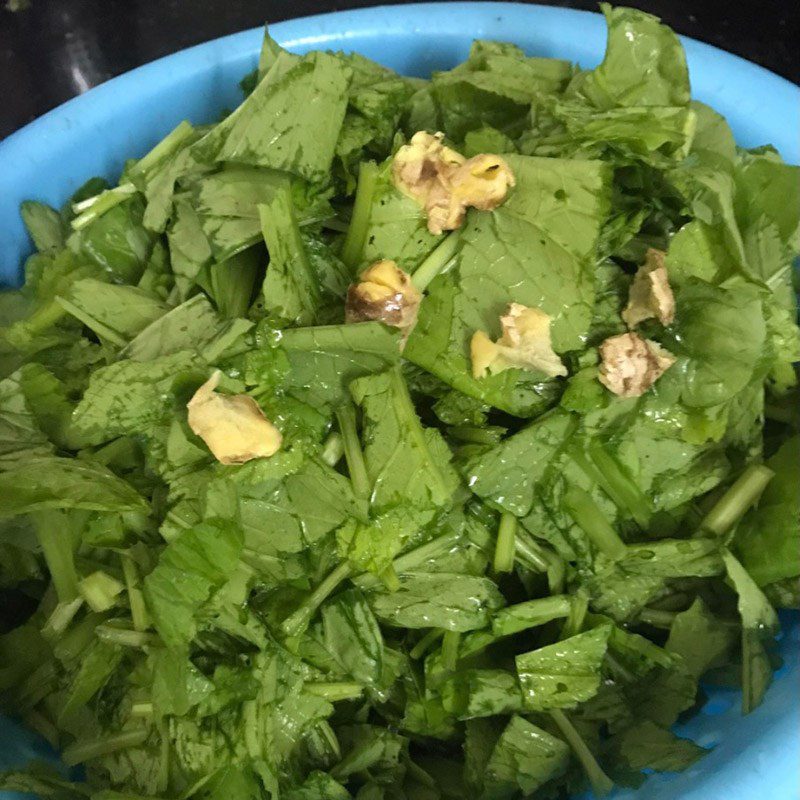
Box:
193 51 350 184
516 625 612 710
0 10 796 800
143 518 243 650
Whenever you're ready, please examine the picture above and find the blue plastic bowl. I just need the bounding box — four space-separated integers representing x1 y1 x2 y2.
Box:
0 3 798 798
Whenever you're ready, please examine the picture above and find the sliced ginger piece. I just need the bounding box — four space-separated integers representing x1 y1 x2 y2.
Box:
393 131 515 235
471 303 567 380
345 259 422 339
187 371 282 464
622 248 675 328
598 332 675 398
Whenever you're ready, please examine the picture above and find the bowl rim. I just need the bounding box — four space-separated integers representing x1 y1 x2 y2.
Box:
1 1 798 158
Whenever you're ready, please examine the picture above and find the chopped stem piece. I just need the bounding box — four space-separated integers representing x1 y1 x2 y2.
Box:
388 366 451 505
699 464 774 538
411 232 460 291
446 424 503 444
410 629 444 660
563 486 627 560
122 554 150 632
71 184 137 230
550 709 613 797
130 702 154 718
62 727 149 766
320 432 344 467
305 682 364 702
585 443 652 528
41 597 84 640
281 562 352 638
604 651 635 684
95 625 157 648
494 512 517 574
33 511 79 602
514 532 550 573
336 403 371 500
352 530 463 591
340 161 378 269
78 570 125 613
516 531 566 594
560 593 588 639
492 595 572 638
638 608 678 629
129 120 194 178
441 630 461 671
379 564 401 592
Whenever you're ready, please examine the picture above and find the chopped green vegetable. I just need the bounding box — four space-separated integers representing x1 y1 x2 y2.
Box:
0 8 797 799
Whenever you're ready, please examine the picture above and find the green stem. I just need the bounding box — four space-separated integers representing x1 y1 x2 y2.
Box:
129 120 194 179
584 443 652 528
353 529 463 591
6 299 67 348
605 652 635 684
321 217 350 233
340 161 378 270
514 531 550 573
95 625 157 648
305 682 364 702
336 404 371 501
242 701 260 760
41 597 84 640
78 570 124 613
699 464 774 538
282 562 352 638
410 629 444 660
563 486 627 560
62 727 149 766
411 232 460 291
122 554 150 632
441 631 461 671
156 719 170 794
379 564 401 593
491 595 572 638
458 629 499 661
515 531 565 594
446 425 503 445
493 513 518 574
560 593 588 639
308 720 341 763
33 511 79 602
390 530 461 575
638 608 677 629
550 709 613 797
320 432 344 467
130 702 154 718
71 184 138 230
407 759 437 789
742 628 771 715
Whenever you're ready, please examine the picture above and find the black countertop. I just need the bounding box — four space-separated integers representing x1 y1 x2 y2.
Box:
0 0 797 140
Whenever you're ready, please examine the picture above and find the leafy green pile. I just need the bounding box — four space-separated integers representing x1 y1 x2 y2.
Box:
1 5 798 800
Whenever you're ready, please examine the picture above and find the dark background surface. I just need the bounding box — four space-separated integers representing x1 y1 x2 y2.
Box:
0 0 798 140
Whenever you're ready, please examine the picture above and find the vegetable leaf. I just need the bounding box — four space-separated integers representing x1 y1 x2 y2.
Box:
516 625 612 710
